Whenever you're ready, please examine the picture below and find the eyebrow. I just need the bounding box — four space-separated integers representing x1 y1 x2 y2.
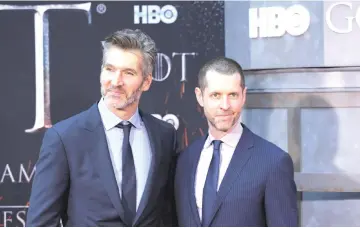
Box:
123 68 137 73
103 64 137 72
103 63 115 68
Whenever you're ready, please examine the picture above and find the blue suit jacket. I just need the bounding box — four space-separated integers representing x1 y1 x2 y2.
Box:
26 103 178 227
175 124 298 227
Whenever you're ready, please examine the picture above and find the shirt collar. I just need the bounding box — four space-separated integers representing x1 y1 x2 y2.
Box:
204 118 243 149
98 97 142 131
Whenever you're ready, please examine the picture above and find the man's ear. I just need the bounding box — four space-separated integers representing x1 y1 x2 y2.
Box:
141 74 153 91
242 86 247 105
195 87 204 107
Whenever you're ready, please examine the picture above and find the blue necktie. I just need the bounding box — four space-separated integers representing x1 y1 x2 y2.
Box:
116 122 137 226
202 140 222 226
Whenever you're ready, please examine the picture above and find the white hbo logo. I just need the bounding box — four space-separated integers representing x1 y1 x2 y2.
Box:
152 114 179 130
249 4 311 38
134 5 178 24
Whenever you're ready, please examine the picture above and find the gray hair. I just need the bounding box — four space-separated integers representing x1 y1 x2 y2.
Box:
102 29 157 77
198 56 245 91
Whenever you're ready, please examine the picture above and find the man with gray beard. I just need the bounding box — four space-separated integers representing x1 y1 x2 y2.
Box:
26 29 179 227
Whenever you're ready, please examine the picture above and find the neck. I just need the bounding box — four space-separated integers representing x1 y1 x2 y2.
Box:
208 119 240 140
209 127 226 140
209 124 233 140
108 103 138 121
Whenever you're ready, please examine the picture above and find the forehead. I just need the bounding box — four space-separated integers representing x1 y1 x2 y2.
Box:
104 47 143 69
204 70 242 92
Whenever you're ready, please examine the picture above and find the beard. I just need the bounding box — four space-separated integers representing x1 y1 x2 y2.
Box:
101 83 143 110
206 111 240 133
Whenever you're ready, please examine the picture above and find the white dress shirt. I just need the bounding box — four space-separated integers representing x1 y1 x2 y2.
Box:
195 119 243 220
98 98 152 210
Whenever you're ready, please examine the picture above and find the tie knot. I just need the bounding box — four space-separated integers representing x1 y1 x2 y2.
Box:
212 140 222 151
116 121 132 132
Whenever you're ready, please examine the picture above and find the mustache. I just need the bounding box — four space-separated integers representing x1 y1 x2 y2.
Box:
216 112 234 115
106 86 126 94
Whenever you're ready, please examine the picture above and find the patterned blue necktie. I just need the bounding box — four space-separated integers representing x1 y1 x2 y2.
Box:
202 140 222 226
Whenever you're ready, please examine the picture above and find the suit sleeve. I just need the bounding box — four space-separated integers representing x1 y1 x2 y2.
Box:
265 153 298 227
26 127 70 227
161 127 179 227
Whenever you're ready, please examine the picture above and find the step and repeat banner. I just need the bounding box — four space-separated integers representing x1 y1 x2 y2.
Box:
0 1 224 226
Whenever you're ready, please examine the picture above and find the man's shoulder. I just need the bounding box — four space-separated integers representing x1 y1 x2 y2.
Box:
178 135 206 158
50 104 95 135
247 126 290 161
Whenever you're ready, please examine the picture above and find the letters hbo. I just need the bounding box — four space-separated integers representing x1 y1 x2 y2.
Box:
134 5 178 24
249 4 311 38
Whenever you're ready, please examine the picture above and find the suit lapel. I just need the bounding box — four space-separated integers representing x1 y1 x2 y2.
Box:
205 124 255 227
81 103 126 222
189 135 207 227
132 112 161 226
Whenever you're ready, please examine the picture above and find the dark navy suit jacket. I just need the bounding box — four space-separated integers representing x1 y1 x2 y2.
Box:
175 124 298 227
26 103 178 227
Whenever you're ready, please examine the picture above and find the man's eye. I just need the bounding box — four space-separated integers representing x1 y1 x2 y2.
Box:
125 71 135 76
104 66 116 72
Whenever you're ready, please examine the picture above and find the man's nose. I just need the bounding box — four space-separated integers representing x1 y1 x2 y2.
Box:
220 97 230 110
111 72 124 86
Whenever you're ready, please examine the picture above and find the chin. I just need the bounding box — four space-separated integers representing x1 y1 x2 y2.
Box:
219 128 231 132
217 122 236 131
105 98 124 108
214 125 230 132
112 103 129 110
106 96 123 104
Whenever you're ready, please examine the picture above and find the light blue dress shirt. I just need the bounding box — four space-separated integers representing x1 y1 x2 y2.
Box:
98 98 152 211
